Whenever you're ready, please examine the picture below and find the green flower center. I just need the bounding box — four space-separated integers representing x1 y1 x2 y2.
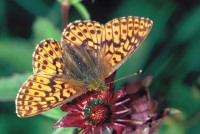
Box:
84 99 111 125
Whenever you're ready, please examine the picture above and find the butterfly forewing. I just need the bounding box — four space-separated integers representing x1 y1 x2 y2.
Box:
16 74 86 117
62 21 104 51
103 17 153 75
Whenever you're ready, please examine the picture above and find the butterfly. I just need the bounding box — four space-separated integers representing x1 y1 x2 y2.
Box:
16 16 153 117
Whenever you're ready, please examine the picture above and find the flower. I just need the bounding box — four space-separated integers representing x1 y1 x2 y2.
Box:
54 75 169 134
54 72 131 134
54 89 131 134
121 76 169 134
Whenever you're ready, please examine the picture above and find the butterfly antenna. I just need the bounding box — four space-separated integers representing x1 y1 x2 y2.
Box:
108 70 142 84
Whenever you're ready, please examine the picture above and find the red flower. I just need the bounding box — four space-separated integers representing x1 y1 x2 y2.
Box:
54 72 131 134
54 88 131 134
54 75 169 134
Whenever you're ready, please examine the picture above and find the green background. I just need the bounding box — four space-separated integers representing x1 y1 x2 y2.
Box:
0 0 200 134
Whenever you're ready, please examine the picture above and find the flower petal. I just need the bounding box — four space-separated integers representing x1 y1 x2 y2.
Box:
112 87 127 102
112 123 125 134
61 104 83 112
83 125 92 134
124 80 143 94
54 112 86 128
142 75 153 87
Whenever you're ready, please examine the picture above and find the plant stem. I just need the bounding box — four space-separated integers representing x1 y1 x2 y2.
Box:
61 2 70 30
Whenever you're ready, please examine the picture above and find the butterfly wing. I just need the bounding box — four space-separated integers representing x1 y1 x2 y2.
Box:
62 21 110 79
32 38 65 75
103 16 153 75
16 39 86 117
16 74 86 117
62 16 153 78
62 20 104 51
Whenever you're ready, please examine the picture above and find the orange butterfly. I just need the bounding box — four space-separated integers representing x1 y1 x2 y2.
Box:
16 16 153 117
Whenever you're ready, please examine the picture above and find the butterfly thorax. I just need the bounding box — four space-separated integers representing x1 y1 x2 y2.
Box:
87 79 108 92
61 42 109 92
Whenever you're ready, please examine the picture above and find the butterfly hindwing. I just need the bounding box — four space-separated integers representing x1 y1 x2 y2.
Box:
16 74 86 117
33 38 65 75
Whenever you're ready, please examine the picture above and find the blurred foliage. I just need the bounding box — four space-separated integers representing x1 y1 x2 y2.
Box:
0 0 200 134
0 73 31 100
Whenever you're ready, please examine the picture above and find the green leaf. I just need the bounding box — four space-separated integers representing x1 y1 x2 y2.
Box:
70 0 81 4
33 17 61 45
0 114 55 134
0 38 33 73
173 6 200 43
181 39 200 72
52 128 74 134
169 81 200 118
186 117 200 134
58 0 81 4
158 117 185 134
0 73 31 101
0 0 6 34
42 107 66 120
72 2 90 20
15 0 49 16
